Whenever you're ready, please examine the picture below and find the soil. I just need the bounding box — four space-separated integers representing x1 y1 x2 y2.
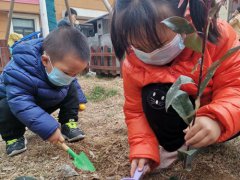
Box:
0 76 239 180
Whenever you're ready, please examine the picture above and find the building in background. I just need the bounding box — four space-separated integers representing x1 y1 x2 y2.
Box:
219 0 240 21
0 0 40 38
0 0 114 39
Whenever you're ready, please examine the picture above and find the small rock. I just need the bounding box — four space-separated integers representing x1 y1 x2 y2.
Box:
57 164 79 177
89 151 96 159
15 176 37 180
91 173 100 179
39 176 44 180
23 156 28 162
2 166 15 171
82 174 88 178
51 156 59 160
106 176 116 180
86 71 96 77
106 175 122 180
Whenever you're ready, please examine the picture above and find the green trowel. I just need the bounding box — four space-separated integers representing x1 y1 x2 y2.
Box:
58 142 96 172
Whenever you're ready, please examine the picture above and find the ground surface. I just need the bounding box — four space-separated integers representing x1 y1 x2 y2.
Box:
0 76 240 180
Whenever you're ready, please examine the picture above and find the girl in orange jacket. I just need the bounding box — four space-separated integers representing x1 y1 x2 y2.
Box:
110 0 240 177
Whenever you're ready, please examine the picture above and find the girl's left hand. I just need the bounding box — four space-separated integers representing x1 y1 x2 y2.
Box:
184 116 221 148
130 158 152 177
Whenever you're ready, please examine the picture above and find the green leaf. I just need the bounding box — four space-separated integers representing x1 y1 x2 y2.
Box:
199 45 240 97
166 75 196 124
185 33 203 53
178 149 198 156
161 16 195 34
166 75 194 111
178 149 199 167
171 90 194 125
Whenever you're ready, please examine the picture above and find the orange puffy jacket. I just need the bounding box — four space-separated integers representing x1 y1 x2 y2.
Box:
122 20 240 166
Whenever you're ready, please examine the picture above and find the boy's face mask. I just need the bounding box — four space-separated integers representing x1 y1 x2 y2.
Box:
132 34 185 66
45 54 75 86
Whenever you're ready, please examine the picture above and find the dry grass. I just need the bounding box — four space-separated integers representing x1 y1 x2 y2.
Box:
0 76 240 180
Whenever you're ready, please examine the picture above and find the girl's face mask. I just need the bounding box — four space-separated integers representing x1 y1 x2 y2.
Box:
44 53 75 86
132 34 185 66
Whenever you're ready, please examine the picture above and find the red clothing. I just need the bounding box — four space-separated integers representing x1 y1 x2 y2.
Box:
122 20 240 166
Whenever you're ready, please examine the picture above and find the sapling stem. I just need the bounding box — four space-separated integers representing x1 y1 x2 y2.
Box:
184 0 212 170
194 0 212 125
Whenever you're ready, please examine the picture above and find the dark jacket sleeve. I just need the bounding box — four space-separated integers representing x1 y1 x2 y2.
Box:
72 79 87 103
57 18 71 27
3 69 59 140
0 75 6 99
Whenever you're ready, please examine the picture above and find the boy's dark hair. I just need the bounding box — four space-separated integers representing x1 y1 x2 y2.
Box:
65 8 77 17
111 0 221 60
43 27 90 62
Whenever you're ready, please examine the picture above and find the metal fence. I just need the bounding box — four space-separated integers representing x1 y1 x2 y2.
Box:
89 45 121 76
0 42 122 76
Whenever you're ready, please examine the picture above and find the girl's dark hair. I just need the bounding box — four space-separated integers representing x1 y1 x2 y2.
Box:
43 27 90 62
237 7 240 13
111 0 221 60
189 0 220 45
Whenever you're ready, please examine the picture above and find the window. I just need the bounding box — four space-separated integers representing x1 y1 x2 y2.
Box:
12 18 35 36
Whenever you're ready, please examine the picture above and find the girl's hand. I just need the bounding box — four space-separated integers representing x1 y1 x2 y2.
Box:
184 116 221 148
130 158 152 177
47 128 65 144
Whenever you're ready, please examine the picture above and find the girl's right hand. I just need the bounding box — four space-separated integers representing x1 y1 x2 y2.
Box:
130 158 152 177
47 128 65 144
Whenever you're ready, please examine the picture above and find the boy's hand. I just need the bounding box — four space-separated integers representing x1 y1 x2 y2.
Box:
47 128 65 144
184 116 221 148
130 158 152 177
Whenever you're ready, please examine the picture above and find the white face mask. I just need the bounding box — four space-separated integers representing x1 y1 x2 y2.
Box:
132 34 185 66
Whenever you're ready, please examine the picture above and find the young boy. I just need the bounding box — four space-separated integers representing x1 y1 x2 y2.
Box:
0 27 90 157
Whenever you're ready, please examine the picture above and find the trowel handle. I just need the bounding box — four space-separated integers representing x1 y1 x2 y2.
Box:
58 141 70 151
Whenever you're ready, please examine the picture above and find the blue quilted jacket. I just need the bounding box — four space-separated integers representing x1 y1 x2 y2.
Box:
0 39 87 140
